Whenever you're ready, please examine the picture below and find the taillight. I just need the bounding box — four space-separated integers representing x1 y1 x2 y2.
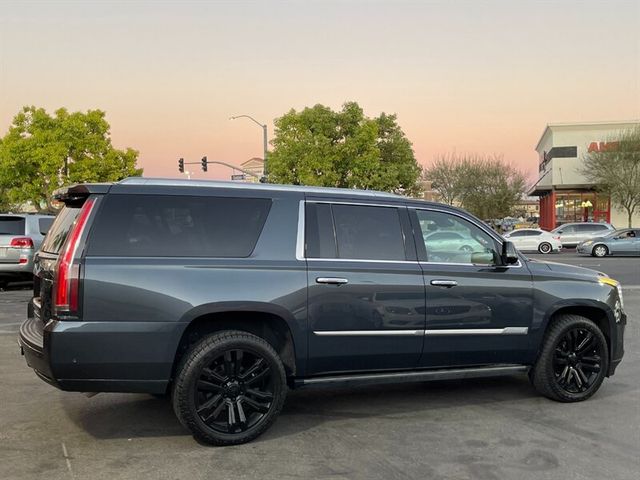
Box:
10 237 34 248
54 198 96 314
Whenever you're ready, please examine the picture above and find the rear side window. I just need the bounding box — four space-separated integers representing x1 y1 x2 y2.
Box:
305 203 336 258
87 194 271 258
577 224 607 232
332 204 406 261
41 207 81 253
305 203 407 261
38 217 54 235
0 216 26 235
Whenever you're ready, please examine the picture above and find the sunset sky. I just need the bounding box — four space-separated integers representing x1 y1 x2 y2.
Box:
1 0 638 183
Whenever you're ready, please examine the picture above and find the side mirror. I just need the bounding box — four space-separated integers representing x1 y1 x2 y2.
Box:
471 251 496 265
501 241 519 265
556 230 563 234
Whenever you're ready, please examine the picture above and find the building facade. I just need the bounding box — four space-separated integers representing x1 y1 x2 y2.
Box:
231 157 264 183
529 121 639 230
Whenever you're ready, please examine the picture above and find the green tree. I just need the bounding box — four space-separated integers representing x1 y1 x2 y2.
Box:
581 126 640 227
0 106 142 212
425 153 526 219
267 102 422 195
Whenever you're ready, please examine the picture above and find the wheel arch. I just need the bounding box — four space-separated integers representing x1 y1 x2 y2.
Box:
537 301 616 373
172 302 300 383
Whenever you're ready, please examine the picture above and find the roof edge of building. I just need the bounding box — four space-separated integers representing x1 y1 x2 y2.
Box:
534 119 640 152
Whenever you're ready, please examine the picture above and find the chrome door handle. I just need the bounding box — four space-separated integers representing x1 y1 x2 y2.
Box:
316 277 349 285
430 279 458 288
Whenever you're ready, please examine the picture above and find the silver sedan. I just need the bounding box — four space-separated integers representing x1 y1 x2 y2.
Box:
576 229 640 257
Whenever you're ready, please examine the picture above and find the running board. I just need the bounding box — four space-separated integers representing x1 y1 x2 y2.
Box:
294 365 528 389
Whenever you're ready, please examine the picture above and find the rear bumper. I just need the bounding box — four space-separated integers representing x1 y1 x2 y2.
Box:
19 302 185 394
18 316 59 387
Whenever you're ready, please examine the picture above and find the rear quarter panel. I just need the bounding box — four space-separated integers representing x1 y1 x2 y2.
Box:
73 190 308 383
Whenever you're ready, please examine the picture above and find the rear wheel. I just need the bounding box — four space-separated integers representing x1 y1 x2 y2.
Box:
592 244 608 257
531 314 608 402
538 242 552 254
172 330 287 446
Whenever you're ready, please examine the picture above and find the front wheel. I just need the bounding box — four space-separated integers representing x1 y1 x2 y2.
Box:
530 314 608 402
538 242 552 254
172 330 287 446
592 244 608 257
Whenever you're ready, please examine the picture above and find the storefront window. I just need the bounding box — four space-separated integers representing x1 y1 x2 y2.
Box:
554 192 609 225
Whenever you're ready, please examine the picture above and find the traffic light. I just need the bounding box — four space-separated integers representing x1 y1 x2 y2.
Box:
201 156 208 172
178 158 184 173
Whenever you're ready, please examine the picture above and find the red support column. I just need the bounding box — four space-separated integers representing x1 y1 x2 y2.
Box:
550 191 556 229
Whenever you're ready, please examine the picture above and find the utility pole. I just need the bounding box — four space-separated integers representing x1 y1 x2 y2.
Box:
230 115 269 179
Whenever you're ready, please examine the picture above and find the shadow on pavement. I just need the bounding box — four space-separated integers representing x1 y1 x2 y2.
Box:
62 375 541 442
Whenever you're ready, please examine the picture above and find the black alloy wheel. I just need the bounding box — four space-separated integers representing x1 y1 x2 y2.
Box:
173 330 287 446
194 348 275 435
531 314 608 402
552 328 603 394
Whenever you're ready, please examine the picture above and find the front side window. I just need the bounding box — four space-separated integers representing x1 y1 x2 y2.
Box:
416 210 499 264
88 194 271 257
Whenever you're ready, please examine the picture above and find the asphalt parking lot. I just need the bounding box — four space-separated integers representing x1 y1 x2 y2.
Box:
1 252 639 480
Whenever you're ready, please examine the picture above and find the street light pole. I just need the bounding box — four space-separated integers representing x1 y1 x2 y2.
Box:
230 114 269 179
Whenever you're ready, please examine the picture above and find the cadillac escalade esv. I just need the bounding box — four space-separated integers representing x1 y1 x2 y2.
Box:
19 178 626 445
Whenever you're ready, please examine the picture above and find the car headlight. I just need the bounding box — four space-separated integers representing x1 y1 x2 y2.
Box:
599 276 625 316
582 240 593 246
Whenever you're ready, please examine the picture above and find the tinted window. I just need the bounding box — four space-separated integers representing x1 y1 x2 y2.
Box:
416 210 498 264
426 232 463 241
38 217 54 235
305 203 336 258
41 207 80 254
555 225 575 233
331 204 406 261
509 230 527 237
88 195 271 258
0 216 26 235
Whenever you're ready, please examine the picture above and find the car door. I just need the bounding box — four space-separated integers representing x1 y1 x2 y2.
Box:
634 230 640 255
505 231 526 250
609 230 636 255
557 224 577 245
304 199 425 375
409 208 534 368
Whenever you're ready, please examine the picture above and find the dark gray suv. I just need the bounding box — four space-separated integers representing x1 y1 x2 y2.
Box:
19 178 626 445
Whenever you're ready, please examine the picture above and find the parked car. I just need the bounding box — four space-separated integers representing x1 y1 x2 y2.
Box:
503 228 562 254
576 228 640 257
0 214 54 289
19 179 626 446
550 222 615 247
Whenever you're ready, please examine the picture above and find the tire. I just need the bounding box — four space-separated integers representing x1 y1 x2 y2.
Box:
530 314 608 402
172 330 287 446
538 242 552 254
592 244 608 257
